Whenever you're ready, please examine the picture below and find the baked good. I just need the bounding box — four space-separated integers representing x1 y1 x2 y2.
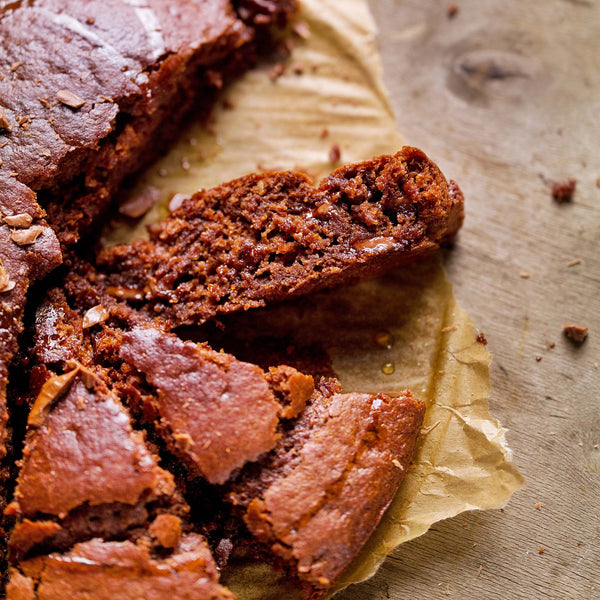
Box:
97 147 464 326
12 268 426 598
0 0 296 546
228 380 425 598
5 366 187 563
6 534 236 600
118 326 315 484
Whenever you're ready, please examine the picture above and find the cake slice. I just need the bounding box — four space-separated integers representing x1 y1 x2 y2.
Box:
228 381 425 599
97 147 464 326
5 366 186 562
6 534 236 600
118 326 314 485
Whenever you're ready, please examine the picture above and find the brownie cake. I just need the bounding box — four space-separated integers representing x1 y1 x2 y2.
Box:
6 266 426 597
97 147 464 326
0 0 296 551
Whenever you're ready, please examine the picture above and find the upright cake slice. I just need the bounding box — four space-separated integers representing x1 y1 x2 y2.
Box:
98 147 464 326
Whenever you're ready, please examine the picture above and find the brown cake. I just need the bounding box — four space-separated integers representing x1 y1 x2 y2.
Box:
118 326 315 484
228 380 425 598
5 366 187 562
97 147 463 326
6 534 236 600
0 0 296 550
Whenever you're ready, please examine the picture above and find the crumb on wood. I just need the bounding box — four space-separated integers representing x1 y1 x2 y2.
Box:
539 548 545 554
447 3 460 18
562 324 588 343
535 355 542 362
329 143 341 164
520 271 530 279
441 325 457 333
552 179 576 203
567 258 582 267
477 565 483 577
320 127 329 138
547 342 556 349
476 332 488 345
534 502 542 510
596 177 600 188
445 583 451 596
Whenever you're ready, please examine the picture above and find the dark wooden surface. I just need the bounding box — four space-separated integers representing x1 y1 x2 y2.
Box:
339 1 600 598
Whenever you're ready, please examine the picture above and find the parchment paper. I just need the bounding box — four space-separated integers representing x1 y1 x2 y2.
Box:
107 0 524 595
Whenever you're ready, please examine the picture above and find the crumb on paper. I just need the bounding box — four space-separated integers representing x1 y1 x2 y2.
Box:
292 20 311 40
567 258 582 267
552 179 576 203
520 271 530 279
562 324 588 343
447 3 459 18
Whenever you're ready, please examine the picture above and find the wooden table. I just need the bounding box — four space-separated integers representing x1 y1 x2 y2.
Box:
339 1 600 598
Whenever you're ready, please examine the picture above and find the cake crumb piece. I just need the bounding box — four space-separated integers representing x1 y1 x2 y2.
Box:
447 4 460 17
552 179 576 203
562 324 588 343
268 62 286 81
445 583 451 595
534 502 542 510
329 143 341 164
535 356 542 362
477 565 483 577
538 548 545 554
476 332 488 345
56 89 86 109
86 16 95 25
567 258 582 267
520 271 530 279
441 325 458 333
292 20 311 39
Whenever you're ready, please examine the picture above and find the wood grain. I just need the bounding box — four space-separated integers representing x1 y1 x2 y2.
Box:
338 1 600 598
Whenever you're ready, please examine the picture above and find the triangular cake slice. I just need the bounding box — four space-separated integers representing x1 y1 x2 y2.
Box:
5 366 186 562
118 326 315 485
97 147 464 326
6 534 236 600
228 381 426 599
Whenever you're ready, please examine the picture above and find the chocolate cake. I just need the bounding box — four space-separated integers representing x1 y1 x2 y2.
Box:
6 534 236 600
118 326 315 484
12 278 427 597
0 0 296 548
97 147 464 326
5 366 186 562
228 381 425 598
